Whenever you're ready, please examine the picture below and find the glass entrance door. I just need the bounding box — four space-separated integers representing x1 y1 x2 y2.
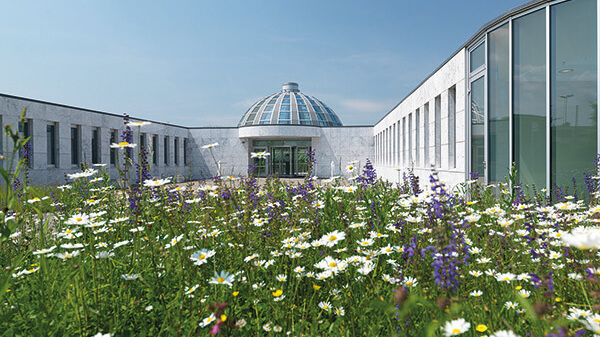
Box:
271 147 292 177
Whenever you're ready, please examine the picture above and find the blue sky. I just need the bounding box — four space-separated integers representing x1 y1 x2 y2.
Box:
1 1 526 126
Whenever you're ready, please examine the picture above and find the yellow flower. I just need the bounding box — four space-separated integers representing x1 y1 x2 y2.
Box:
220 315 227 322
476 324 488 332
272 289 283 297
555 297 562 302
313 285 321 290
233 291 239 297
515 286 522 290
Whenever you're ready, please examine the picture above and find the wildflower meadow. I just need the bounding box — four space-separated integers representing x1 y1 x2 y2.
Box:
2 118 600 336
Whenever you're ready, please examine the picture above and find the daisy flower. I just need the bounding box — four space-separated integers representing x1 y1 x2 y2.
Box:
440 318 471 336
209 271 235 287
191 249 216 266
318 301 332 311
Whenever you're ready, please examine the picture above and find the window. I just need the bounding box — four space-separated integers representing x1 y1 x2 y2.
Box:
550 0 597 191
415 109 420 166
470 42 485 72
140 132 146 150
448 86 456 169
92 127 100 164
152 135 158 165
110 130 118 165
402 117 406 165
183 138 189 166
46 123 57 166
424 103 430 167
513 9 546 187
164 136 169 165
174 137 179 165
71 125 80 166
408 113 413 165
435 96 441 168
471 77 485 178
488 23 510 182
18 119 32 167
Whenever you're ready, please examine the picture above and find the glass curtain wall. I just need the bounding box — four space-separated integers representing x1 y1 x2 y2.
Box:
488 23 510 183
469 0 597 191
551 0 597 191
513 9 546 188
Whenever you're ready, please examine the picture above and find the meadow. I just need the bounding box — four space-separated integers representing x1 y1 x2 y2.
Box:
1 122 600 336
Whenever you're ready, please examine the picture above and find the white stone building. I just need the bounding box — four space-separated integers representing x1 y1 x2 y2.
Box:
0 0 597 191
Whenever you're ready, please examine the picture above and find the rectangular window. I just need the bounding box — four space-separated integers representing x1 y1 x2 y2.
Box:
152 135 158 165
164 136 169 166
471 77 485 178
110 129 117 165
392 123 396 166
140 132 146 150
19 119 32 167
488 23 510 182
402 117 406 165
424 103 430 167
435 95 441 168
397 121 401 166
470 42 486 72
514 8 546 187
415 109 420 167
448 86 456 169
46 123 57 166
408 113 413 165
92 127 100 164
174 137 179 165
71 125 80 166
550 0 597 191
183 138 189 166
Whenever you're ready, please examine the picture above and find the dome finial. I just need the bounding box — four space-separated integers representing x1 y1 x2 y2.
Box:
282 82 299 93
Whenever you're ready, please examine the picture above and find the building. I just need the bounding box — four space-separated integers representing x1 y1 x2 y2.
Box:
0 0 597 190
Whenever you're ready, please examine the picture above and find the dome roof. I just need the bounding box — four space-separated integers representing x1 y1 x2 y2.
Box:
238 82 343 127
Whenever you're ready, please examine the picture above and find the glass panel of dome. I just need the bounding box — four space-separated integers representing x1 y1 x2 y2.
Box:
308 98 317 104
260 112 271 121
280 105 290 112
282 95 290 104
299 112 310 120
279 111 291 120
279 121 291 124
252 106 260 112
298 105 308 112
296 98 305 105
319 121 328 126
300 121 312 125
247 113 257 122
259 121 270 125
264 105 274 112
268 97 278 104
316 113 327 121
313 105 322 113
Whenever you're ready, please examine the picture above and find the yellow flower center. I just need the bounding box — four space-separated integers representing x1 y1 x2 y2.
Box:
199 254 206 259
329 236 337 241
217 277 225 283
76 218 82 222
329 262 337 267
118 142 129 146
452 329 461 334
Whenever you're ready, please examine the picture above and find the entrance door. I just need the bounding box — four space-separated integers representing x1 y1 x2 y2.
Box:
271 147 292 177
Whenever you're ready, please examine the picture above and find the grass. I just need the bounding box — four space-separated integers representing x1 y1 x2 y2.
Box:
1 156 600 336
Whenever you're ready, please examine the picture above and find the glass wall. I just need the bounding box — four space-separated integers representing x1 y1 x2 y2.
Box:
513 9 546 188
471 76 485 179
551 0 597 190
468 0 597 192
488 23 510 183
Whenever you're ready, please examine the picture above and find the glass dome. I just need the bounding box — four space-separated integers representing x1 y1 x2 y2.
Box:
238 82 343 127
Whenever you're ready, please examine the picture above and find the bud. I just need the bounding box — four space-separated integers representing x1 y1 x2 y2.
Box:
393 287 408 306
436 296 450 311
